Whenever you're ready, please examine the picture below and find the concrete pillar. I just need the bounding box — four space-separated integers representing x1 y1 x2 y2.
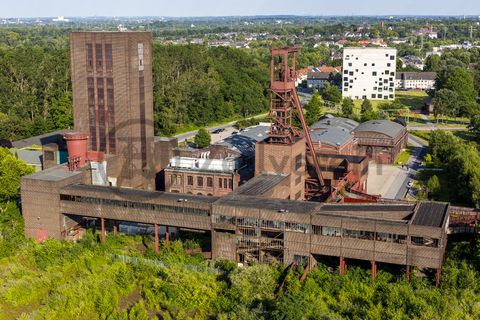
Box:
113 221 117 238
339 256 346 275
371 260 377 280
165 225 170 246
154 223 159 254
436 268 441 287
406 265 411 284
100 217 105 242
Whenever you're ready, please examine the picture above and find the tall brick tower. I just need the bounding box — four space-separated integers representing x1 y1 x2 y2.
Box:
70 32 155 190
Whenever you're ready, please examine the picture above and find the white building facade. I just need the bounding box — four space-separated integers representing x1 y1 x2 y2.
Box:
342 47 397 100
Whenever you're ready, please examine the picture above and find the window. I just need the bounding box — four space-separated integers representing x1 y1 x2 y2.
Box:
187 176 193 186
372 71 377 76
95 43 103 71
295 191 301 200
349 71 354 76
295 154 302 170
343 77 348 81
295 175 302 185
44 151 54 161
207 177 213 187
197 176 203 187
343 229 374 240
371 63 375 66
390 55 395 60
387 63 391 67
105 44 113 71
86 43 93 71
344 70 348 74
138 43 144 71
371 94 376 99
286 222 308 233
223 178 228 189
321 226 342 237
364 63 367 66
348 62 352 67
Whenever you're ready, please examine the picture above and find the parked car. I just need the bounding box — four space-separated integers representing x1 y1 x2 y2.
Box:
211 128 225 134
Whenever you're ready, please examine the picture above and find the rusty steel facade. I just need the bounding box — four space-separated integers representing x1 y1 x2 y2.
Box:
70 32 155 190
20 180 449 274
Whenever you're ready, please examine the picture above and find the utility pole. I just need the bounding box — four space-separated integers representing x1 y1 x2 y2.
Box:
470 25 474 40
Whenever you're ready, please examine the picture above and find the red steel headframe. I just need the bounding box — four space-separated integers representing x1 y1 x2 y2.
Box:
269 47 325 188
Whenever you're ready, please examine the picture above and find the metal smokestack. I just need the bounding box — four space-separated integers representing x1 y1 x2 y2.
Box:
64 132 89 170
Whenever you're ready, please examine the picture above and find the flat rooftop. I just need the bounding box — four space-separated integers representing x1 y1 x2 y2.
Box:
12 129 72 149
24 165 82 182
215 194 320 214
317 203 416 221
412 202 449 227
235 173 289 196
61 184 218 204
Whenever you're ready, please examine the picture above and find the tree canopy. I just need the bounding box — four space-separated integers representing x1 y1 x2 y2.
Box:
194 128 212 149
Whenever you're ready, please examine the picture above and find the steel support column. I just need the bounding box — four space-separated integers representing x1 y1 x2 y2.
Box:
154 223 159 254
339 256 346 275
371 260 377 280
113 221 117 238
165 225 170 246
100 217 105 242
436 268 441 287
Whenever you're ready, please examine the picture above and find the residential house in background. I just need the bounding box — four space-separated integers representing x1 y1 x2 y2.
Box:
396 72 436 90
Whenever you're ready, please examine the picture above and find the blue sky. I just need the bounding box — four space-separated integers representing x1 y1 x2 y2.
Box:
2 0 480 18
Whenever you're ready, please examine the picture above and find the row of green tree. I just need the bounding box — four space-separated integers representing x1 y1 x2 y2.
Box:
0 44 270 140
429 130 480 206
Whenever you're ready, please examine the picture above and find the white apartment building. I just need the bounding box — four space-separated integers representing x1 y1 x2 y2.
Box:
342 47 397 100
395 72 436 91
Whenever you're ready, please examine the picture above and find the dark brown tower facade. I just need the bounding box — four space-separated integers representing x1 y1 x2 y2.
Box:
70 32 155 190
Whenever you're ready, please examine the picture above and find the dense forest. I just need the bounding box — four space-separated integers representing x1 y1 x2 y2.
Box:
0 39 270 140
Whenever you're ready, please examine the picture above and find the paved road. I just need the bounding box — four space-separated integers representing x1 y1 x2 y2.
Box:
392 134 428 200
174 113 268 143
407 125 466 131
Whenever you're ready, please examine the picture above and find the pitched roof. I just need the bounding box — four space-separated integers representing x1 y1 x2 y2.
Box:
310 127 352 147
307 72 331 80
318 66 342 73
311 115 359 132
353 120 406 139
396 72 436 81
12 129 72 149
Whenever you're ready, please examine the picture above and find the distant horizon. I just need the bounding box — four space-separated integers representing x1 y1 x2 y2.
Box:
3 14 480 20
2 0 480 19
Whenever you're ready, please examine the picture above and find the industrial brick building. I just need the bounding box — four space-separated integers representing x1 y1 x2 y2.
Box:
353 120 408 164
20 34 450 283
70 32 156 190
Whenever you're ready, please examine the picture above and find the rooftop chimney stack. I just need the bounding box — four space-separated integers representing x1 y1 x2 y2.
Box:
64 132 88 170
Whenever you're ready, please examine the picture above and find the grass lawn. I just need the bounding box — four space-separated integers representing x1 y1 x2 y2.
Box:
395 90 428 109
394 146 413 165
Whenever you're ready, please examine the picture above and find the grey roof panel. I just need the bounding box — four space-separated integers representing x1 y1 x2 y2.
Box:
311 116 359 132
235 173 289 196
310 127 352 146
12 129 72 149
412 202 448 227
353 120 406 139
